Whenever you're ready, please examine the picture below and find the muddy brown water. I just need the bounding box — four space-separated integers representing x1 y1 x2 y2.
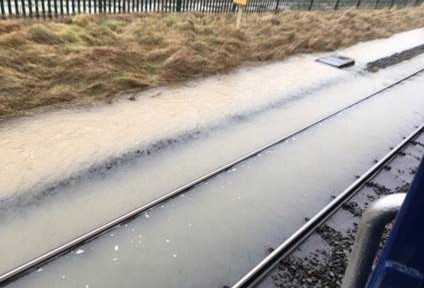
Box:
5 67 424 288
0 29 423 287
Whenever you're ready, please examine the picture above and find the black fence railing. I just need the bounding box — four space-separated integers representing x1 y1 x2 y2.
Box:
0 0 421 18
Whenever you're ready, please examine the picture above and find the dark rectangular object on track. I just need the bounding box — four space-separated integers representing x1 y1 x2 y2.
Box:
316 55 355 68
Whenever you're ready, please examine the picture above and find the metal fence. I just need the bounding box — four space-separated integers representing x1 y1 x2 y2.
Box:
0 0 421 18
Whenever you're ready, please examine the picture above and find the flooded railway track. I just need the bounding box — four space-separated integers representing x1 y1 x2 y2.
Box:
231 124 424 288
1 67 424 287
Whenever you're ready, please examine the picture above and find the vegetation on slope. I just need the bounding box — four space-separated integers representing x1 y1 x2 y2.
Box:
0 7 423 118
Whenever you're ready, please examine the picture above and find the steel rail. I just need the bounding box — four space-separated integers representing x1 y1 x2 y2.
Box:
231 123 424 288
1 68 423 285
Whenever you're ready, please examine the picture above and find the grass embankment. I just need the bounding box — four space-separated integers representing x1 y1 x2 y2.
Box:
1 7 424 118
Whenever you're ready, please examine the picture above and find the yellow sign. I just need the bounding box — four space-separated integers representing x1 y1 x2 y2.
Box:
233 0 247 6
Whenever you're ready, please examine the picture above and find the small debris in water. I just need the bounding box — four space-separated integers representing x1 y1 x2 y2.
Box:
316 55 355 68
114 245 119 251
165 239 171 244
75 249 85 255
144 213 150 218
172 254 177 258
61 275 66 279
36 268 43 273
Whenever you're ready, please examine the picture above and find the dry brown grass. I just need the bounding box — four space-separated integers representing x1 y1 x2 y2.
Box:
1 7 424 118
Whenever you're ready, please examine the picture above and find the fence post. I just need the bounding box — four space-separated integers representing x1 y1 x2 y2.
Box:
14 0 19 16
236 5 242 28
53 0 57 16
176 0 181 11
334 0 340 9
308 0 314 10
0 0 5 18
355 0 361 8
41 0 45 17
21 0 26 16
7 0 11 17
47 0 51 17
274 0 279 11
29 0 33 16
389 0 395 7
7 0 13 17
34 0 39 17
374 0 379 8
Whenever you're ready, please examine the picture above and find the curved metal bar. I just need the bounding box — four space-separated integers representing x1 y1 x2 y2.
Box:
1 69 423 285
341 193 406 288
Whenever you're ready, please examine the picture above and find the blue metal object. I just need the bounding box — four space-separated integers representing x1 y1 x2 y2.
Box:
367 157 424 288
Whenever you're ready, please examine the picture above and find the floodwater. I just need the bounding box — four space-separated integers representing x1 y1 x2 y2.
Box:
6 68 424 288
1 28 423 200
0 28 423 280
1 57 423 275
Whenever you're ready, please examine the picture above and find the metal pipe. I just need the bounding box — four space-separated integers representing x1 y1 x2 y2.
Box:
342 193 406 288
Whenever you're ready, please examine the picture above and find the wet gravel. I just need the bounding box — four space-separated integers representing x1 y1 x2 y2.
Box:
258 135 424 288
366 44 424 73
